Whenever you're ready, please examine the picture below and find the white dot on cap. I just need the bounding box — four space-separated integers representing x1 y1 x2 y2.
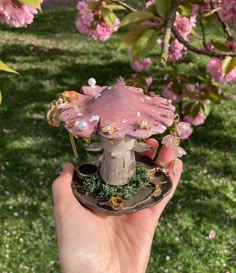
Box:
88 78 96 88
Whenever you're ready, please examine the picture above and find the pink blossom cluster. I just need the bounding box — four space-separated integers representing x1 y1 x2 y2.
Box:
162 121 191 151
185 83 211 105
75 0 120 41
207 58 236 84
168 14 196 62
131 58 152 72
214 0 236 25
184 111 206 126
204 0 236 25
161 82 182 103
145 0 155 8
0 0 42 28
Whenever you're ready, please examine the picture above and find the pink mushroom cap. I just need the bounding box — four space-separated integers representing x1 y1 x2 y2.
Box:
56 85 175 139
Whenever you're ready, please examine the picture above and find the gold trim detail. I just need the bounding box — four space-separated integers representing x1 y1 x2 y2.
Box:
137 119 152 129
101 122 120 135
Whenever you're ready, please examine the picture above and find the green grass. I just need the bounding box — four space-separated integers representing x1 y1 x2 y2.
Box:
84 165 151 199
0 7 235 273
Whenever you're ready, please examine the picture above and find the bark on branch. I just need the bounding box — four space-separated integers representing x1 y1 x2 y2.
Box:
160 0 180 65
112 0 137 12
172 26 236 57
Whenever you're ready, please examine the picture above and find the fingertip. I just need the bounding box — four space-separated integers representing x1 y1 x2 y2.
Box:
156 145 174 167
52 162 75 204
139 138 159 160
62 162 74 173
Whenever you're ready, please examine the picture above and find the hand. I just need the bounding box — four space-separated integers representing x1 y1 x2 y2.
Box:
52 138 183 273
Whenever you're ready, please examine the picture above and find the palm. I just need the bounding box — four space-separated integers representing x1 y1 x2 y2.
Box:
53 139 182 273
57 202 158 273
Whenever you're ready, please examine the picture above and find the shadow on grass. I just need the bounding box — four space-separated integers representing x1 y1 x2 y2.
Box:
1 5 235 273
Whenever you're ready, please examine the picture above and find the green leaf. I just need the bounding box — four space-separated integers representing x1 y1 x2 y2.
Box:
201 103 211 117
18 0 41 11
211 41 230 52
120 11 155 27
118 26 149 50
184 102 194 114
190 101 201 117
0 60 19 74
178 2 192 17
0 91 2 105
132 29 159 59
208 86 221 103
101 8 117 27
104 4 126 10
155 0 172 17
208 93 220 104
146 4 158 16
222 56 236 75
88 1 101 11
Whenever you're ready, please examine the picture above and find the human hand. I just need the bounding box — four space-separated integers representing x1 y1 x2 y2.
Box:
52 139 183 273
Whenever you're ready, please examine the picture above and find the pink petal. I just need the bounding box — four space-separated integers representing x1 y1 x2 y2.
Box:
208 230 216 239
175 146 186 157
161 134 175 148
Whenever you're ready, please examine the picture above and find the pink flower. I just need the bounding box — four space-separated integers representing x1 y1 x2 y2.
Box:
208 230 216 239
207 58 236 84
0 0 42 27
145 76 153 88
145 0 155 8
177 122 193 139
117 76 125 86
184 111 206 126
96 18 120 41
219 0 236 25
131 58 152 72
175 146 187 157
75 0 120 41
168 40 187 62
161 134 175 148
168 14 196 62
161 82 182 103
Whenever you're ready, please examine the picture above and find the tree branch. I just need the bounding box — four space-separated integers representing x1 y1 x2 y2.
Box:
172 26 236 57
209 1 233 41
160 0 180 66
112 0 137 12
199 8 207 49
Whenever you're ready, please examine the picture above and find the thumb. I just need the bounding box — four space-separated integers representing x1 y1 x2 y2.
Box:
52 163 77 211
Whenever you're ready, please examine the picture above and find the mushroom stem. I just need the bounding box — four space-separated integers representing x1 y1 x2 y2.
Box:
100 137 136 186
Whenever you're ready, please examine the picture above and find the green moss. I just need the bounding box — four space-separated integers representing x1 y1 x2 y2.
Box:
84 165 151 199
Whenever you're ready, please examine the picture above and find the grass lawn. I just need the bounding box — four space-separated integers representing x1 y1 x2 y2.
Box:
0 6 235 273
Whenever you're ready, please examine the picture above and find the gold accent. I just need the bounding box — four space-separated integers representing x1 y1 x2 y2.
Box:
171 114 180 175
47 103 61 127
98 183 164 211
83 137 91 144
69 133 79 158
60 91 78 102
108 196 123 211
137 119 152 129
149 167 169 177
109 139 116 144
153 185 162 197
101 122 120 135
172 158 178 175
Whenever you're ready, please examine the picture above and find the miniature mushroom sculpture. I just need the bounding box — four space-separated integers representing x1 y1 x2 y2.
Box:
53 79 175 186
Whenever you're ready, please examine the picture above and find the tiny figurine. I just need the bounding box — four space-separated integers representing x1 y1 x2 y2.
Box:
47 78 185 215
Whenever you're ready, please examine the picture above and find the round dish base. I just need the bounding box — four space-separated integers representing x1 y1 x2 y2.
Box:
71 155 173 216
